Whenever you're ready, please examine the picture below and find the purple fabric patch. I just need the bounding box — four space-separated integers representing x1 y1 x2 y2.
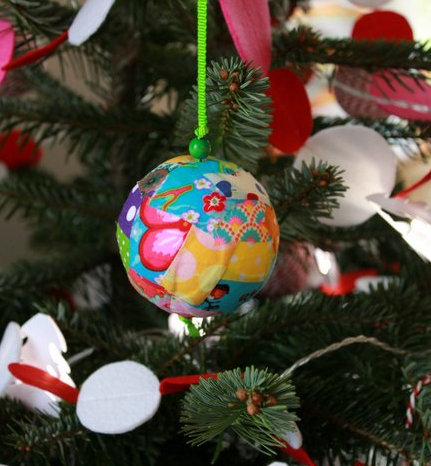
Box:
118 184 142 238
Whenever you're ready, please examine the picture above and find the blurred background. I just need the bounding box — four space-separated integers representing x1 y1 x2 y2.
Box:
1 0 430 268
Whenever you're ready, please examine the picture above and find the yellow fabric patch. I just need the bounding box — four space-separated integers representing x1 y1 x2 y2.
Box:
161 227 236 305
223 241 275 283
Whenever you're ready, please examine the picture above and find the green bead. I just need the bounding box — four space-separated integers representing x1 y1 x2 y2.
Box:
189 137 211 160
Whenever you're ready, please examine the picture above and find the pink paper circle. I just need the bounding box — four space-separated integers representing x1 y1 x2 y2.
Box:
333 66 389 119
0 21 15 85
371 73 431 121
219 0 272 75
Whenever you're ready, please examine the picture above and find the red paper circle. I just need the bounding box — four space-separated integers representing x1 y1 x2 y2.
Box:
352 11 413 42
267 68 312 154
0 130 42 169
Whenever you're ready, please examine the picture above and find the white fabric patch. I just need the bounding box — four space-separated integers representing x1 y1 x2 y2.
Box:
69 0 116 46
205 169 271 205
77 361 161 434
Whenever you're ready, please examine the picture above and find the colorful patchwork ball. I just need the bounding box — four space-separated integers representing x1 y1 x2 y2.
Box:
117 155 279 318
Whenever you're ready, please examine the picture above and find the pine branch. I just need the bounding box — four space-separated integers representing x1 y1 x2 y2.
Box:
0 248 107 300
181 367 299 456
267 159 347 242
0 170 120 221
0 0 73 38
0 95 174 163
175 58 272 172
273 26 431 71
203 285 431 462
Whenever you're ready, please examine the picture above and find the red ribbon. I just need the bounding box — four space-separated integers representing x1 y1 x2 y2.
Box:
8 363 79 404
394 168 431 199
280 441 317 466
159 373 219 395
320 269 378 296
2 30 69 71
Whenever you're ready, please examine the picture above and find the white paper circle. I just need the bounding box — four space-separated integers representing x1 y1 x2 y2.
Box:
0 163 8 181
69 0 116 46
77 361 161 434
355 276 396 293
0 322 22 396
5 384 60 416
21 313 70 379
367 194 431 224
22 313 67 353
268 463 289 466
348 0 391 6
295 126 396 227
281 423 303 449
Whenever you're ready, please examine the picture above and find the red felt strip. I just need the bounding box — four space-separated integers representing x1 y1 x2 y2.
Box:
8 363 79 404
159 373 219 395
3 30 69 71
320 269 378 296
280 443 317 466
394 169 431 199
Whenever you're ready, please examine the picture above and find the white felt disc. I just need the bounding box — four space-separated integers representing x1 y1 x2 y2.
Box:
295 126 396 227
0 322 22 396
69 0 116 46
77 361 161 434
281 423 303 449
5 383 60 416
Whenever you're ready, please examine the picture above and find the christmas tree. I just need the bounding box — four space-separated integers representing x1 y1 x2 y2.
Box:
1 0 431 465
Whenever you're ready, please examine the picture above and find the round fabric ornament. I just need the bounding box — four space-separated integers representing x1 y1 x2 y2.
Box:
294 126 397 227
0 131 42 169
352 11 413 42
333 66 389 119
117 155 279 317
348 0 391 7
267 68 313 154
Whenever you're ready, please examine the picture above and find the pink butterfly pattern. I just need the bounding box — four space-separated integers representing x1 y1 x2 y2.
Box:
138 197 191 271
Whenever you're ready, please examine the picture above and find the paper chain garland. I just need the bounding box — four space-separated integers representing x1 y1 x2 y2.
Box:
8 360 315 466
